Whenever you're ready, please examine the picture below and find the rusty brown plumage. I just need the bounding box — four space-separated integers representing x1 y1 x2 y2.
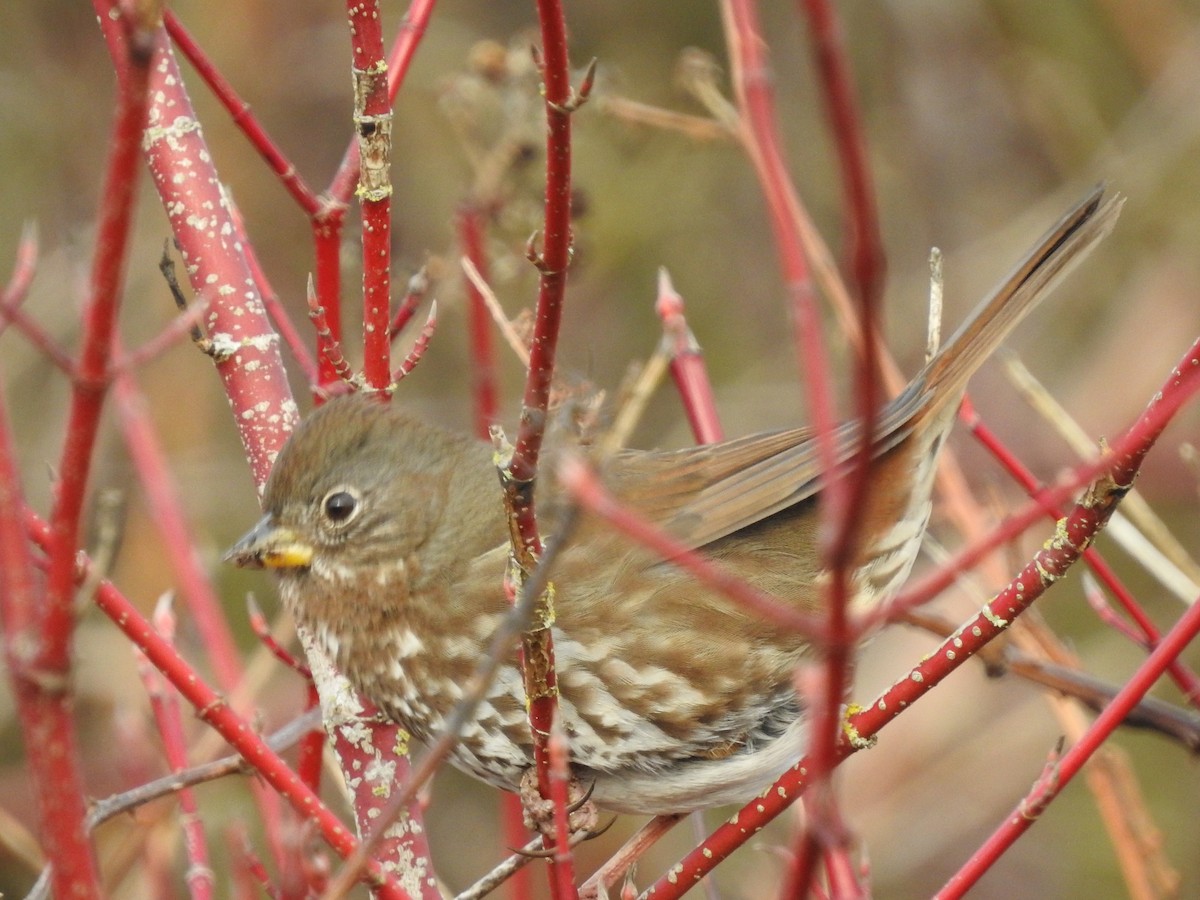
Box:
226 188 1120 814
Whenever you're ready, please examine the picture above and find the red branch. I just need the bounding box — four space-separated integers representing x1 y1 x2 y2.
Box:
798 0 885 309
639 329 1200 899
0 398 101 895
136 599 216 900
656 269 724 443
719 3 872 887
347 0 394 393
164 11 321 216
114 365 247 694
936 592 1200 898
458 204 500 436
138 27 296 487
494 2 581 895
3 7 158 893
963 407 1200 700
22 510 410 899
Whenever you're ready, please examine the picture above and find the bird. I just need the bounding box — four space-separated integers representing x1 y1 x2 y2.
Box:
226 187 1120 815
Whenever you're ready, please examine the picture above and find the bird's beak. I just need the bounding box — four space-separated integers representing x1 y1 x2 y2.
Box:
224 515 314 570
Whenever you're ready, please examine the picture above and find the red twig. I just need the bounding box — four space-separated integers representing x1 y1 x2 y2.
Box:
247 595 312 678
936 594 1200 898
312 219 348 389
346 0 393 393
230 825 283 900
140 28 297 488
0 225 73 372
548 719 579 900
719 10 861 879
389 266 430 338
655 269 723 443
458 203 500 436
798 0 885 310
111 298 211 374
0 395 101 895
6 8 157 893
390 302 438 384
1081 572 1151 649
640 327 1200 897
22 509 410 899
492 5 584 896
963 406 1200 700
114 364 247 693
327 0 438 207
308 280 355 386
315 0 436 389
163 10 321 216
0 221 37 310
136 597 216 900
233 205 320 386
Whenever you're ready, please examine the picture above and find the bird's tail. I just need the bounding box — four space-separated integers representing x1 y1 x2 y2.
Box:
919 185 1122 414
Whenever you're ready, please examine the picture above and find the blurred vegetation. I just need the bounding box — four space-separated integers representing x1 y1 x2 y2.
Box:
1 1 1199 896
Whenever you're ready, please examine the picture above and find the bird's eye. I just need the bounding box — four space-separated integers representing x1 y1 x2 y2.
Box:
321 488 361 525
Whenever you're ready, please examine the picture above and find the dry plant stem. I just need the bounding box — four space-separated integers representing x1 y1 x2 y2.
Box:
903 609 1200 750
136 599 216 900
88 708 323 829
656 269 724 443
461 257 531 365
347 0 393 392
21 511 409 899
163 11 321 215
963 406 1200 700
937 593 1200 899
641 334 1200 898
1004 352 1200 598
599 96 736 142
458 204 501 435
454 838 543 900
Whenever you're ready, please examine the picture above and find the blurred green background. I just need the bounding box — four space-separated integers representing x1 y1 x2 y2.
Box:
2 1 1199 896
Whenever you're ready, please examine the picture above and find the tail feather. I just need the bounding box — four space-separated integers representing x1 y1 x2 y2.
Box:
920 186 1123 413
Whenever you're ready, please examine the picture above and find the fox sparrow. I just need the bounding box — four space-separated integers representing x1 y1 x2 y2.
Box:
227 188 1119 815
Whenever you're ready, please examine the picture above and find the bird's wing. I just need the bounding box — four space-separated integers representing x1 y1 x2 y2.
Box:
604 385 929 551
